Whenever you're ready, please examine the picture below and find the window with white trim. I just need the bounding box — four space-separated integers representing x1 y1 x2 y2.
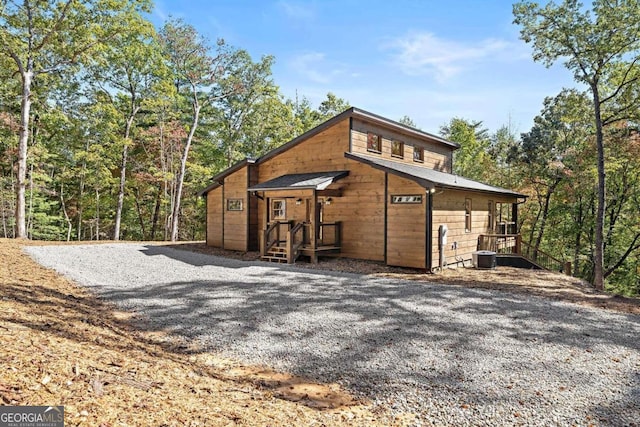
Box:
271 199 286 220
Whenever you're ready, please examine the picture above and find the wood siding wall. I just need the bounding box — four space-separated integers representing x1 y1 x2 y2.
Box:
257 118 386 262
386 175 426 269
206 187 223 247
350 119 453 172
223 166 249 251
431 189 515 269
247 165 259 251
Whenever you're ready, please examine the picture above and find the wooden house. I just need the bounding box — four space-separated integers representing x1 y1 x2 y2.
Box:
198 108 526 270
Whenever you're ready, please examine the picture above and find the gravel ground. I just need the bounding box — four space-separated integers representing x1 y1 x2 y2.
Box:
26 243 640 426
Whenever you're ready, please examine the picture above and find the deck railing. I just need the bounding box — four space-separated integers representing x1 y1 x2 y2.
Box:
478 233 571 275
521 240 571 274
286 222 305 263
318 221 341 247
261 220 291 256
477 234 521 254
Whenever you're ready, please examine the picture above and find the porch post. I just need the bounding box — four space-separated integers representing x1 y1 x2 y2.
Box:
512 202 518 232
310 190 318 263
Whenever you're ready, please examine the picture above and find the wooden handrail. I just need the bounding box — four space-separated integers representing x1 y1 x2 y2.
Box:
317 221 341 247
520 240 569 273
261 221 290 256
286 222 305 263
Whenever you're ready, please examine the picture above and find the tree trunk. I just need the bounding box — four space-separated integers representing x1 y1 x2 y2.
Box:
95 188 100 241
77 140 88 240
170 101 200 242
60 183 73 241
151 183 162 240
113 109 138 240
134 187 146 238
591 85 606 290
1 178 7 238
573 196 583 277
15 70 33 239
533 178 560 261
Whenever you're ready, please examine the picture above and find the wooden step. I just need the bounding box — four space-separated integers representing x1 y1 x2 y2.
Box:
261 255 289 263
266 250 287 258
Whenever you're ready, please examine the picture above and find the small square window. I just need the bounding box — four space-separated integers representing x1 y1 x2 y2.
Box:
413 146 424 162
271 199 286 220
367 132 381 153
391 140 404 158
227 199 243 211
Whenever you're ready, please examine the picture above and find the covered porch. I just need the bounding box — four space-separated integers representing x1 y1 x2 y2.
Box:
248 171 349 264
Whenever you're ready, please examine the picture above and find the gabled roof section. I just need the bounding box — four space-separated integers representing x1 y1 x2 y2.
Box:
345 152 527 198
197 158 256 196
349 108 460 149
248 171 349 192
258 107 459 164
199 107 459 196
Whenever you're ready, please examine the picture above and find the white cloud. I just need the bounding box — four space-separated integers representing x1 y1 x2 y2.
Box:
290 52 330 84
277 1 316 21
288 51 355 85
386 32 517 82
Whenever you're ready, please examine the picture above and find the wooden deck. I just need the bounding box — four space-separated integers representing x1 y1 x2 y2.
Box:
478 234 571 275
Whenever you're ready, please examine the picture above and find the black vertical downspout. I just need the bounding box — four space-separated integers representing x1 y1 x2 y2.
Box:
426 191 433 272
348 117 353 152
246 166 251 250
383 172 388 264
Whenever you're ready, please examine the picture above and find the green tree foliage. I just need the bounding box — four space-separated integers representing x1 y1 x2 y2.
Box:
398 115 419 129
159 18 244 241
0 0 152 239
513 0 640 289
440 118 492 181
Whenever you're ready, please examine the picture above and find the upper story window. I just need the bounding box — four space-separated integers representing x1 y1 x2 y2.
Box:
367 132 382 153
413 146 424 162
391 140 404 158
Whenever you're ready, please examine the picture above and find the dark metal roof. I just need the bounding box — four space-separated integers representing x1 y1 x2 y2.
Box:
248 171 349 192
345 152 527 198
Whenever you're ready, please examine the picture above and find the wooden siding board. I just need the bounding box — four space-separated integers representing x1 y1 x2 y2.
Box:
256 118 385 262
350 119 453 173
386 175 426 268
223 166 249 251
206 187 223 247
430 189 517 269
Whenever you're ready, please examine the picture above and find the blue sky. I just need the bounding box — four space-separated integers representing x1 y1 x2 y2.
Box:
150 0 579 135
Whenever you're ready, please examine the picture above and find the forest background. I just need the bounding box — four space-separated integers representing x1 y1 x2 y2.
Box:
1 0 639 295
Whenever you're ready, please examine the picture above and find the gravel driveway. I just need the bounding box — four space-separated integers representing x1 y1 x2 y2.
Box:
26 243 640 426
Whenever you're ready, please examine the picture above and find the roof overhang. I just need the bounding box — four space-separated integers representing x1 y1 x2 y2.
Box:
197 158 256 197
248 171 349 192
345 152 527 198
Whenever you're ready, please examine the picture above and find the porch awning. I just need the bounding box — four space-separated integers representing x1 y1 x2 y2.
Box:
248 171 349 192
